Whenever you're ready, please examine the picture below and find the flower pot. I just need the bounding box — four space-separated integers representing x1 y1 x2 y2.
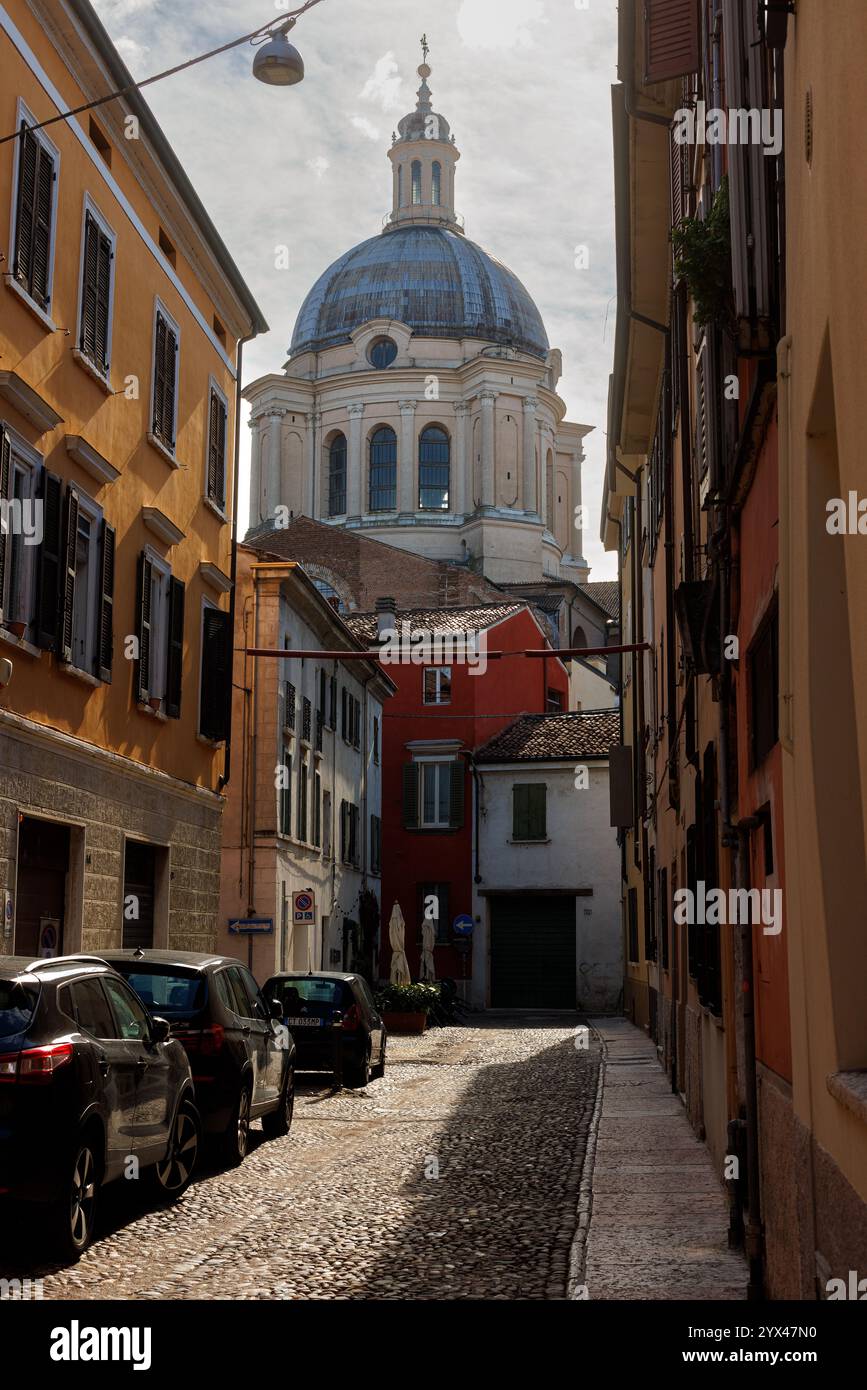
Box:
382 1010 427 1035
148 696 162 712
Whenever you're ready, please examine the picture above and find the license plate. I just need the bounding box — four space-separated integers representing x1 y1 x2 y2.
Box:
287 1016 322 1027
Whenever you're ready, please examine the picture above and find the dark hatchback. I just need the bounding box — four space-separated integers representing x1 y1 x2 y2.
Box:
0 955 199 1259
98 950 295 1167
263 972 386 1088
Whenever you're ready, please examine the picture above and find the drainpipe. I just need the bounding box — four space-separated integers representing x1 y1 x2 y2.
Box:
247 570 260 915
220 331 256 792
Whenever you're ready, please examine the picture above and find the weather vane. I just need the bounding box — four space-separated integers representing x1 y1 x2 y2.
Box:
421 33 430 63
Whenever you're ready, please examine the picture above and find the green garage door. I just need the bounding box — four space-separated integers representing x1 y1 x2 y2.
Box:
490 895 577 1008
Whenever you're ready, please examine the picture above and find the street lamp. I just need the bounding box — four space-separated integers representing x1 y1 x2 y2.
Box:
252 20 306 87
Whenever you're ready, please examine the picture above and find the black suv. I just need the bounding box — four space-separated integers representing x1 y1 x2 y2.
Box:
0 955 199 1259
99 950 295 1167
263 972 386 1088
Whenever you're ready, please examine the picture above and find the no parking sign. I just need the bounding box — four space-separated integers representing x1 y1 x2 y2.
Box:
293 890 315 925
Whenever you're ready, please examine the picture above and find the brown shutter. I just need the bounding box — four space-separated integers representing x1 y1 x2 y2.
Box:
59 486 80 663
34 469 63 649
645 0 700 84
207 390 227 506
152 313 177 447
670 120 685 231
0 428 11 625
31 141 54 309
97 521 115 682
609 745 635 828
402 763 419 829
200 607 232 741
448 762 465 830
135 552 153 702
165 575 185 719
13 126 55 308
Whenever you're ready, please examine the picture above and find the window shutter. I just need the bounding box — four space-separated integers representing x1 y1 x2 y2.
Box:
14 127 55 308
59 485 80 663
97 520 115 682
207 389 226 505
0 428 11 625
80 211 98 358
403 763 419 829
95 224 112 370
513 784 529 840
135 552 153 702
329 675 337 728
341 687 348 739
695 350 708 479
644 0 700 84
449 762 465 830
669 120 686 233
528 784 547 840
153 313 177 447
165 575 185 718
340 800 347 861
200 607 232 742
34 468 62 648
31 140 54 308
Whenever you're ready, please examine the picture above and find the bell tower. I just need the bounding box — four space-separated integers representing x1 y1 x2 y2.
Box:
386 38 462 233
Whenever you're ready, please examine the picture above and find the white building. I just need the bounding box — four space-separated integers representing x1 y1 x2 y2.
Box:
244 47 593 591
472 710 623 1012
218 549 394 983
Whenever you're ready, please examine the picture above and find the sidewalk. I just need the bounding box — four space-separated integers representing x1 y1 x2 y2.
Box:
576 1017 748 1300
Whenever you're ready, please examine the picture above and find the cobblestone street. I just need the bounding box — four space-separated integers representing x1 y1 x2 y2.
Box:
3 1018 600 1301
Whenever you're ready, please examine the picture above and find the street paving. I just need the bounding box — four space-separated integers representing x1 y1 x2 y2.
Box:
3 1017 599 1300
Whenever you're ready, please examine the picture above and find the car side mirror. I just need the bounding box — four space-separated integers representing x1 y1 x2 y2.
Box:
269 998 283 1021
151 1017 171 1043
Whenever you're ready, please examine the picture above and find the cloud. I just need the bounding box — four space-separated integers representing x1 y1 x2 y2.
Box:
350 115 380 141
306 156 330 180
92 0 158 20
113 35 150 69
457 0 547 49
359 52 403 112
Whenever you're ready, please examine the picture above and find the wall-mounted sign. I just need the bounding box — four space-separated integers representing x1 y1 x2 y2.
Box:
228 917 274 935
453 914 474 937
2 891 12 941
38 917 60 958
293 891 315 926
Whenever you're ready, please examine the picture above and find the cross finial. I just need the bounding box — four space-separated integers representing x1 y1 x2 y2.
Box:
421 33 430 63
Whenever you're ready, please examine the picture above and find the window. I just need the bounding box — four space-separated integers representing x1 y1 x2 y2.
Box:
370 814 382 874
11 111 58 312
373 716 380 764
368 337 397 370
404 760 463 830
88 117 111 167
512 784 547 841
397 163 404 207
323 790 332 859
280 745 292 836
78 204 115 376
158 227 176 266
199 602 231 741
314 771 322 848
206 384 228 510
135 551 183 717
411 159 422 204
340 800 359 865
284 680 296 730
419 425 450 510
750 607 779 767
422 762 452 828
328 434 347 515
298 755 309 841
419 882 450 944
369 427 397 510
212 315 226 347
70 978 117 1039
328 675 337 730
102 976 150 1041
546 687 564 713
302 696 312 743
69 496 102 673
151 303 179 453
342 689 361 747
423 667 451 705
432 160 442 204
0 431 39 637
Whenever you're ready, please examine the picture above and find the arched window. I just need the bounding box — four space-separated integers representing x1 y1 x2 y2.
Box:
411 160 422 205
397 164 404 207
368 336 397 369
369 427 397 511
419 425 450 511
313 578 346 614
328 433 347 516
432 161 442 204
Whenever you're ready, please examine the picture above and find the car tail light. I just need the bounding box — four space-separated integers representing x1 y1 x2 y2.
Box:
0 1043 73 1083
174 1025 224 1056
341 1004 361 1032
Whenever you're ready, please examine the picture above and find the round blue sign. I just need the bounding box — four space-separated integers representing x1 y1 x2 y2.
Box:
452 914 474 937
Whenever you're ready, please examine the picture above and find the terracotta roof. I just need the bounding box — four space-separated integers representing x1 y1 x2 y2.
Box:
583 580 620 621
344 603 527 644
475 709 621 762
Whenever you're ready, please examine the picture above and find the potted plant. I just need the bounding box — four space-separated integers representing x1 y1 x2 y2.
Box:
375 982 439 1035
671 177 734 333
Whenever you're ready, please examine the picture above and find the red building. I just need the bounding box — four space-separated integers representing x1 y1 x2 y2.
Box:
345 601 569 993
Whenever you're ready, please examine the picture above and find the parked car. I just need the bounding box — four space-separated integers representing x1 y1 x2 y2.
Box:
263 972 386 1088
0 954 199 1260
97 950 295 1167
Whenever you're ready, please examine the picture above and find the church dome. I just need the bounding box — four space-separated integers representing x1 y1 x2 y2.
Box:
289 224 550 361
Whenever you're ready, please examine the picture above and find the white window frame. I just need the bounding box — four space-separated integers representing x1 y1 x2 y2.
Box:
144 545 170 702
205 374 229 513
416 756 454 830
8 98 60 316
75 192 117 380
423 666 452 705
68 491 103 674
1 427 42 638
149 296 181 459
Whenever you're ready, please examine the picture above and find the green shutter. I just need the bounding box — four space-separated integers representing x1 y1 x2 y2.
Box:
513 784 529 840
528 784 547 840
403 763 419 829
449 762 465 829
513 784 546 840
165 576 185 718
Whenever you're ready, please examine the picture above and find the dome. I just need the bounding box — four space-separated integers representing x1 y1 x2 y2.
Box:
289 225 550 361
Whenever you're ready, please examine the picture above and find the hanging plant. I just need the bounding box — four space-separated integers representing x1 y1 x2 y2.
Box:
671 177 734 331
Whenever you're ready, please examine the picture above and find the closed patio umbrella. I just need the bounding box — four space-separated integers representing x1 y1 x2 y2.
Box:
420 917 436 982
388 902 411 985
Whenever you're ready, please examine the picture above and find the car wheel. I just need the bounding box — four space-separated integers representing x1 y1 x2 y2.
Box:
219 1081 252 1168
262 1068 294 1139
370 1037 386 1081
150 1101 200 1201
53 1137 99 1261
346 1043 371 1089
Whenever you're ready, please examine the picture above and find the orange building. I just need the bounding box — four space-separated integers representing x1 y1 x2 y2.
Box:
0 0 266 956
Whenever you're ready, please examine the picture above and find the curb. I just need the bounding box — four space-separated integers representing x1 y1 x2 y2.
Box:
566 1019 607 1299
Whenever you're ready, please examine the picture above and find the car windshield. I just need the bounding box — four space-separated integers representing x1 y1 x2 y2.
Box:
0 980 38 1038
117 968 207 1018
271 978 346 1009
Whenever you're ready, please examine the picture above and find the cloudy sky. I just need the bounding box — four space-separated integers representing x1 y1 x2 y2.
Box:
92 0 619 579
